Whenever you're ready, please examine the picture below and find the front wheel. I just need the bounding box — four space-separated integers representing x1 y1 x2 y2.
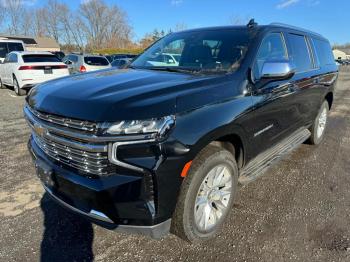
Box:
308 101 329 145
171 145 238 243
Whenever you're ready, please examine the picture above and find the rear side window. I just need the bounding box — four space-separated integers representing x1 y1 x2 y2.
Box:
311 38 335 67
8 42 24 52
287 34 313 72
22 55 61 63
84 57 109 66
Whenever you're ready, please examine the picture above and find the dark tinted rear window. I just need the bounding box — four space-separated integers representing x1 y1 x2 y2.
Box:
8 42 24 52
311 38 335 67
287 34 313 72
0 43 7 58
22 55 61 63
84 56 109 66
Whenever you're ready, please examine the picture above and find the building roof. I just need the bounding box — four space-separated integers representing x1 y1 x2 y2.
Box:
0 34 37 44
0 34 60 49
34 37 60 49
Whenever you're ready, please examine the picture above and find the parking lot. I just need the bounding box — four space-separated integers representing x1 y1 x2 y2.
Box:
0 69 349 262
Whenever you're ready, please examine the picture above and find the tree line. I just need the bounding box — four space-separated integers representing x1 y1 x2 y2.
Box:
0 0 137 52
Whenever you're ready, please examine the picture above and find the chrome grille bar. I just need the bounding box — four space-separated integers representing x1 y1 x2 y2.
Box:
33 134 110 175
27 105 97 132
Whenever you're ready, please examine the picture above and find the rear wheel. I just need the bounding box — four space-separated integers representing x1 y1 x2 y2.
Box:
171 145 238 243
0 78 5 89
13 76 26 96
308 101 329 145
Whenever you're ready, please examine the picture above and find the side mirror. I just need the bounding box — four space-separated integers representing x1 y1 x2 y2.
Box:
261 61 295 81
65 60 72 65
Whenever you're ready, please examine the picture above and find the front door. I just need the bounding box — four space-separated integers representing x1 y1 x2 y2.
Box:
249 32 302 155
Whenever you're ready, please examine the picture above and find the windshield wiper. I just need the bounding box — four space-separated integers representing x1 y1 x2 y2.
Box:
146 67 196 74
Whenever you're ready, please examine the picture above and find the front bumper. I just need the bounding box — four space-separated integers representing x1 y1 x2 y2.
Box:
28 136 173 238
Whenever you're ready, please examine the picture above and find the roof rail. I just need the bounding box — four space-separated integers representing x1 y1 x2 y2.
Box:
269 23 324 38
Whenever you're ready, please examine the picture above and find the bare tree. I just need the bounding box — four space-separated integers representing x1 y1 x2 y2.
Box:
79 0 132 49
4 0 26 35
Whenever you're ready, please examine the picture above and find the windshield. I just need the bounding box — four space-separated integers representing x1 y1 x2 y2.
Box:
132 29 251 73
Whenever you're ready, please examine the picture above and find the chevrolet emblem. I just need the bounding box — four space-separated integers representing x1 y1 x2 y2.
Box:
33 123 45 137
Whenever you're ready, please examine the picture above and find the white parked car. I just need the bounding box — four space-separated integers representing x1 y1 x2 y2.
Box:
0 51 69 96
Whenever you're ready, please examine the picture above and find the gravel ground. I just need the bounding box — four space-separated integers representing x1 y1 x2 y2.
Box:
0 69 350 262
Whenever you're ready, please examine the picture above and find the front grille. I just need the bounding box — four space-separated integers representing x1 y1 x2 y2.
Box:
27 106 98 133
33 134 111 176
24 105 113 176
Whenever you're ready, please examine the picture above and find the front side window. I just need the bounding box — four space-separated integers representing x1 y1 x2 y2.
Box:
287 34 313 72
132 29 251 73
9 53 18 63
253 33 288 79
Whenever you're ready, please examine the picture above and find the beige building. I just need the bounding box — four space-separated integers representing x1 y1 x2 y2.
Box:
333 49 347 60
0 34 60 52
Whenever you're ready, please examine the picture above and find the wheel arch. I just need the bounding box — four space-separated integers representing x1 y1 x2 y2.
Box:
325 92 333 110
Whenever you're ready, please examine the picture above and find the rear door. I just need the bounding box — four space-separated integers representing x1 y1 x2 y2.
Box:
284 33 321 126
1 54 11 84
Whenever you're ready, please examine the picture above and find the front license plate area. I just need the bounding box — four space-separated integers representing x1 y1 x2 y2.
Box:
35 159 54 187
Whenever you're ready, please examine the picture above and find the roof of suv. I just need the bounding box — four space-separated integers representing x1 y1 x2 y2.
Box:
178 23 327 41
0 39 25 43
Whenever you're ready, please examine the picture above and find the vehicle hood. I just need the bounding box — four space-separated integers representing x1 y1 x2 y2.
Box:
27 68 239 122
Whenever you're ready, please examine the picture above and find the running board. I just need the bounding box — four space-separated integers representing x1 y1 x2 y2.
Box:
239 128 311 185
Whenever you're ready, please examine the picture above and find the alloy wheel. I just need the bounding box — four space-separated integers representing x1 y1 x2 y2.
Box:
317 107 327 139
194 164 233 231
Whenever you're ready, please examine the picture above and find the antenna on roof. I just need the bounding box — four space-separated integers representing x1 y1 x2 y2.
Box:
247 19 257 28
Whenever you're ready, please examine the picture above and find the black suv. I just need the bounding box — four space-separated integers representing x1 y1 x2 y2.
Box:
24 22 338 242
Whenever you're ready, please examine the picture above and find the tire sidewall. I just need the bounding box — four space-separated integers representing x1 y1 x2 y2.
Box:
181 148 238 241
311 101 329 145
14 77 19 95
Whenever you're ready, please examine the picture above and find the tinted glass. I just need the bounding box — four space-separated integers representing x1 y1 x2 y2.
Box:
8 42 24 52
312 38 335 67
0 43 7 58
84 56 109 66
70 55 78 63
9 53 18 63
254 33 287 79
132 29 251 73
22 55 61 63
287 34 313 72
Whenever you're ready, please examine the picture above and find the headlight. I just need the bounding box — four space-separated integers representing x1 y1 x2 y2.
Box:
105 115 175 137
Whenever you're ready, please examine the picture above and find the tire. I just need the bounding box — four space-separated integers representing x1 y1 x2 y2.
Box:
13 76 26 96
0 78 5 89
171 145 238 243
308 101 329 145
